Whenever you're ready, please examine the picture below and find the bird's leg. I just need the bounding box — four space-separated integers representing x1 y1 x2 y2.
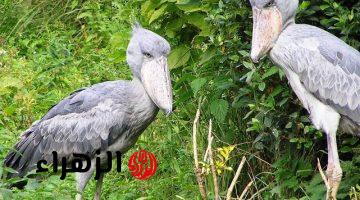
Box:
94 173 104 200
281 68 342 199
75 169 95 200
325 131 342 200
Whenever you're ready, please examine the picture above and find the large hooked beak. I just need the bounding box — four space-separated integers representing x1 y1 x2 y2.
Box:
250 7 283 63
141 56 173 116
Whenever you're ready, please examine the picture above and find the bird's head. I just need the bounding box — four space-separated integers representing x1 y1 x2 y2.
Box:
126 23 173 115
249 0 298 63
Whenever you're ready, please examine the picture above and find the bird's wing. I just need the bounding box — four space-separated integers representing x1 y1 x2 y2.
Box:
5 81 130 176
286 31 360 123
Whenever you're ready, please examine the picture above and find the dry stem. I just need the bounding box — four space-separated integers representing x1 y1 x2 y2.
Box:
226 156 246 200
238 180 253 200
192 109 207 200
207 119 219 200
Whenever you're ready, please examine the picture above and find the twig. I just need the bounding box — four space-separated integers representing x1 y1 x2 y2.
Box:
317 158 330 190
192 109 207 200
226 156 247 200
238 180 253 200
207 119 220 200
248 186 268 200
202 134 213 174
203 143 211 163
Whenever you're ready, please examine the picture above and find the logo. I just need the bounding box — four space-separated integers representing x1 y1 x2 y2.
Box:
36 151 121 180
35 149 157 180
128 149 157 180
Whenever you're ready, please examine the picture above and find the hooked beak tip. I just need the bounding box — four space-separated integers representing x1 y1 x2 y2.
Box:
250 53 260 63
164 108 173 116
251 57 259 63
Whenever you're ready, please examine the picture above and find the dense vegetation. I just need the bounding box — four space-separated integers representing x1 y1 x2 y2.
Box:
0 0 359 199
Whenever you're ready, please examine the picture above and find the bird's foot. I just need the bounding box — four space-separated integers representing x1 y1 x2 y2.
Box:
326 165 342 200
75 193 82 200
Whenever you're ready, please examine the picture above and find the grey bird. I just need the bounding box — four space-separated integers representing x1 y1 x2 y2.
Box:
249 0 360 199
4 23 172 200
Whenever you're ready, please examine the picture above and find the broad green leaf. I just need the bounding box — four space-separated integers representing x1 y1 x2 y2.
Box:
199 48 216 65
149 4 168 24
242 61 254 69
165 18 185 38
262 66 279 79
186 12 211 36
190 78 207 95
141 0 162 19
210 99 229 122
176 0 202 12
299 1 311 10
168 45 190 69
258 82 266 91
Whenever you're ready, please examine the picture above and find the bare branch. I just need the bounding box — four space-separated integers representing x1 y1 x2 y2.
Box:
207 119 219 200
238 180 253 200
192 109 207 200
226 156 247 200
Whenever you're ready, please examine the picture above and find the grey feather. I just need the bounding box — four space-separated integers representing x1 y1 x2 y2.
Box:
271 24 360 123
4 79 158 177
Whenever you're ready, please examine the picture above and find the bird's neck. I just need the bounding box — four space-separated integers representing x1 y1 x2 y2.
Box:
130 66 141 80
283 18 295 31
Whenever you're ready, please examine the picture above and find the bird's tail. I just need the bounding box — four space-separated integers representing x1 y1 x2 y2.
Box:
3 129 38 183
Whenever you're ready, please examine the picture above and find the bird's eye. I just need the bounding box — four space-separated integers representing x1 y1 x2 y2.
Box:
143 52 152 58
264 0 275 8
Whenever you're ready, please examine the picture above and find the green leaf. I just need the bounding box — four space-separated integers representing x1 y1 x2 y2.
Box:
168 45 190 69
176 0 202 13
262 66 279 79
242 61 254 69
210 99 229 122
149 4 168 24
185 12 211 36
76 12 92 19
199 48 216 65
258 82 266 91
141 0 162 19
190 78 207 95
165 18 185 38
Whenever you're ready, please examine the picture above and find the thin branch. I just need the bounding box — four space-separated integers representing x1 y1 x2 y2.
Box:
226 156 247 200
317 158 330 189
192 109 207 200
203 143 211 163
193 109 201 169
202 136 213 174
248 186 268 200
238 180 253 200
207 119 220 200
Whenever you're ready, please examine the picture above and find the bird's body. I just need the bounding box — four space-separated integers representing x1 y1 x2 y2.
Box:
4 24 172 200
270 24 360 135
249 0 360 198
5 79 158 177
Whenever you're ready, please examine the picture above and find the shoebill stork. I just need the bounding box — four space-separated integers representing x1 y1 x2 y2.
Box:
4 24 172 200
249 0 360 198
